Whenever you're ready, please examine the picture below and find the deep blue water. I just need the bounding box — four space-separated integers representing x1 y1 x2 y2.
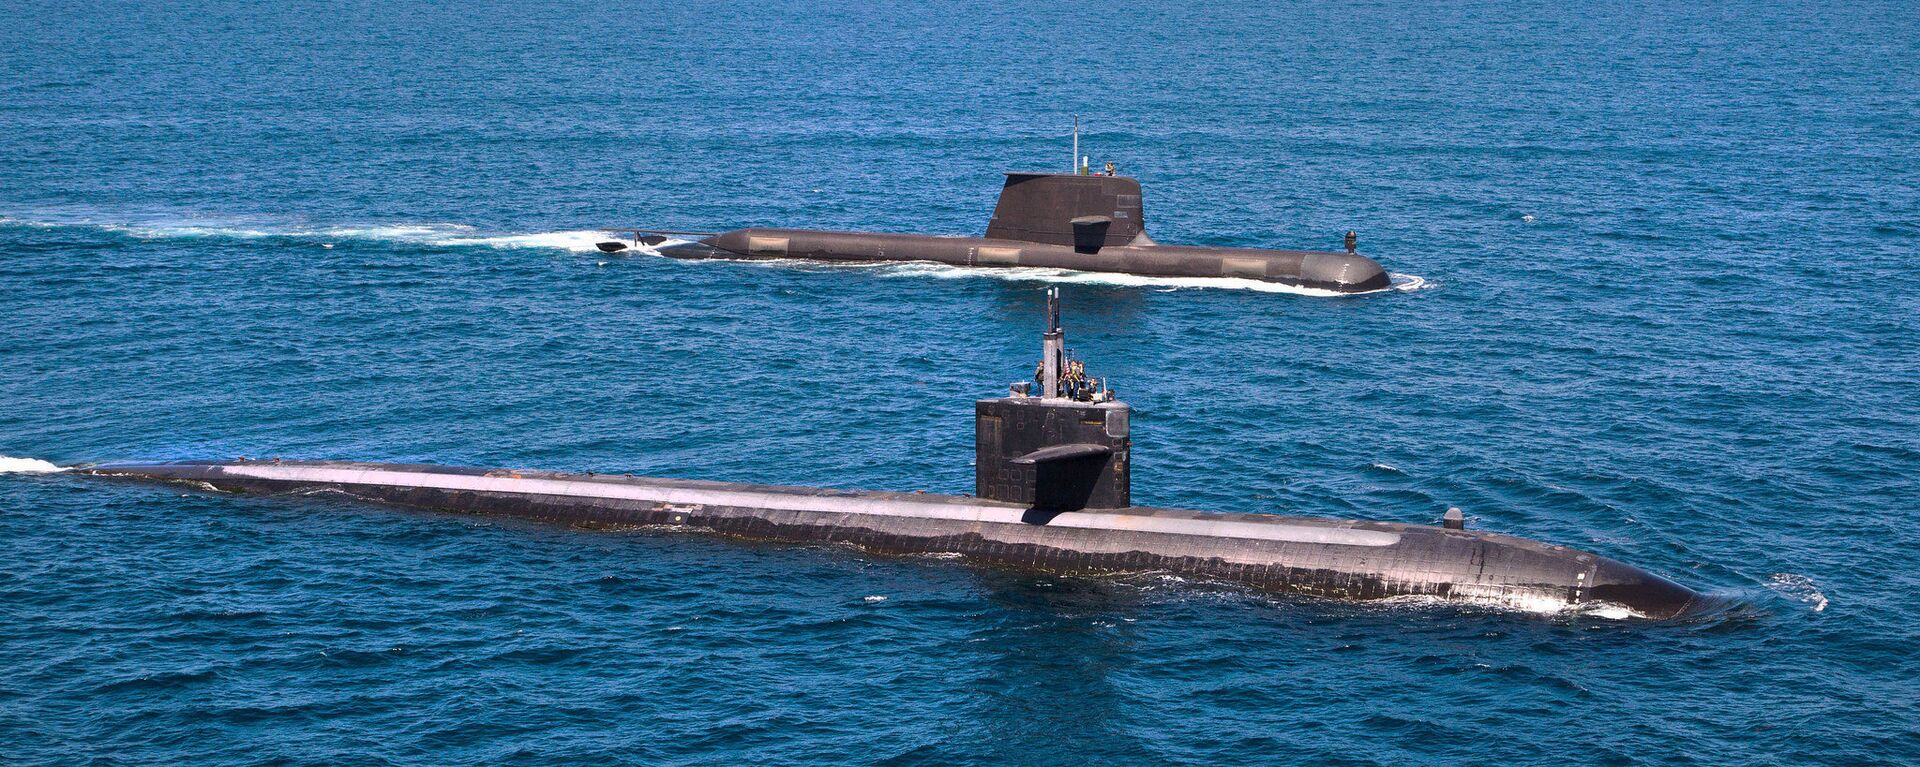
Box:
4 1 1919 764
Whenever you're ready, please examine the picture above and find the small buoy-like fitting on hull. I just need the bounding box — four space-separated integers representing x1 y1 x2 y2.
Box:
1443 506 1465 530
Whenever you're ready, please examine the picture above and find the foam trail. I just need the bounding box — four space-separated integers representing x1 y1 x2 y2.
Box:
1369 592 1646 619
0 455 66 473
701 257 1431 297
0 212 607 253
1390 273 1431 292
1767 573 1828 612
433 230 628 253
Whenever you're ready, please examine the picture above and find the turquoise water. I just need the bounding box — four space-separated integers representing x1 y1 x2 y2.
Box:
3 1 1918 764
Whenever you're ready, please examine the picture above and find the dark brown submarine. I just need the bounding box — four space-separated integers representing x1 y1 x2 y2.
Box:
601 170 1392 294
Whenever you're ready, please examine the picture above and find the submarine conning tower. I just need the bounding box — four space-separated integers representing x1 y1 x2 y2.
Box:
972 170 1389 292
975 288 1132 510
985 173 1153 251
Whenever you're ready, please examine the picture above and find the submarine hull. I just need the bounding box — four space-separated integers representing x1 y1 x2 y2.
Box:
83 460 1698 618
681 229 1392 294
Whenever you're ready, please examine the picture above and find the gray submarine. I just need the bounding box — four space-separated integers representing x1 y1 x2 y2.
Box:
599 159 1391 293
79 290 1700 619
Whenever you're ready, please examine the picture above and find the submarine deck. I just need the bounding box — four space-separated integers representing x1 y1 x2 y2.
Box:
90 459 1581 558
80 459 1703 618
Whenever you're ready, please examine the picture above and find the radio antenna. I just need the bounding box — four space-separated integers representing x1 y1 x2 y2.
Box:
1071 115 1079 175
1042 287 1063 398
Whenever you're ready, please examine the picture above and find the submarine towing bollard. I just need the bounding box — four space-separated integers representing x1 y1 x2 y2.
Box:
75 289 1698 618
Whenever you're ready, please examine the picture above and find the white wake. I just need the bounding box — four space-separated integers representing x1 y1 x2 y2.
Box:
1767 573 1829 612
1 213 620 253
705 256 1431 297
0 455 66 473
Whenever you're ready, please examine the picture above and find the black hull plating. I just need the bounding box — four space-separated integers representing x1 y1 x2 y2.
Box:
84 460 1699 618
683 229 1392 294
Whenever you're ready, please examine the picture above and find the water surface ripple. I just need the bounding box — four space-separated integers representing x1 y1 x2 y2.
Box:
3 1 1917 765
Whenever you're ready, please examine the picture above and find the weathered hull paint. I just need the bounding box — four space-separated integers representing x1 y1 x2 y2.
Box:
83 460 1700 618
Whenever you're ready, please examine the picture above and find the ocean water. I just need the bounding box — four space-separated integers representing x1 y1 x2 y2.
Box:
3 0 1918 764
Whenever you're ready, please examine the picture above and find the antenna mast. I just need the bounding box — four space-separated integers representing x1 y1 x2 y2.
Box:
1042 287 1063 398
1071 115 1079 175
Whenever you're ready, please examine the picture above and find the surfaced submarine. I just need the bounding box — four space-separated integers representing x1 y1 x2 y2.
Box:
79 290 1700 618
600 163 1391 293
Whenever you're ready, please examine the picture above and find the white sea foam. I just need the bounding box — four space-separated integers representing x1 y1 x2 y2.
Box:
1572 603 1638 620
1434 583 1650 619
864 261 1362 295
5 212 673 255
434 229 628 253
1390 273 1431 291
3 212 593 251
0 455 66 473
104 222 281 240
1767 573 1829 612
715 256 1433 297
